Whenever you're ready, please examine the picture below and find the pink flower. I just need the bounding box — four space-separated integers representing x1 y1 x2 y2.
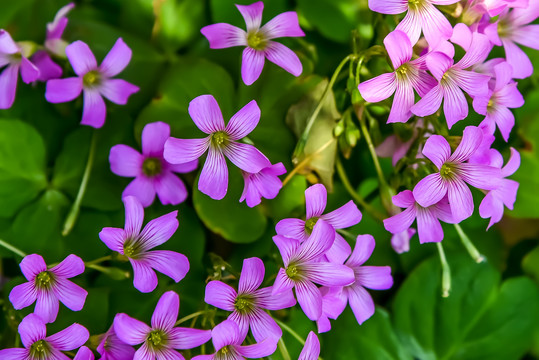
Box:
45 38 139 128
205 257 296 342
240 162 286 207
357 30 436 123
97 325 135 360
0 314 89 360
201 1 304 85
368 0 460 46
114 291 211 360
98 196 189 293
412 126 501 222
164 95 269 200
9 254 87 323
109 122 198 207
299 332 320 360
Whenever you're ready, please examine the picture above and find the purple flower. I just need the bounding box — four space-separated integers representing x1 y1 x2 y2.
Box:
276 183 362 263
114 291 211 360
9 254 87 324
74 346 94 360
391 228 416 254
483 2 539 79
164 95 268 200
200 1 304 85
97 325 135 360
240 161 286 207
205 257 296 342
0 313 89 360
299 332 320 360
109 122 198 207
0 30 40 109
412 126 501 222
384 190 454 243
322 235 393 326
478 148 520 229
98 196 189 293
368 0 459 46
411 33 492 128
272 220 355 321
45 38 139 128
357 30 436 123
192 320 278 360
473 61 524 141
376 134 416 166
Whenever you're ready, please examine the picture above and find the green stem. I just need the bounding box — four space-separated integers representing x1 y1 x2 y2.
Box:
454 224 485 263
85 255 112 266
175 311 206 326
278 338 292 360
335 157 385 222
273 318 305 346
0 239 27 258
292 55 352 162
436 242 451 297
62 130 98 236
360 108 389 191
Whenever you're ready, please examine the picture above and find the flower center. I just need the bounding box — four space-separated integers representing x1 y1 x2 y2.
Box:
83 70 101 88
10 52 22 63
497 18 513 39
147 329 167 350
142 157 162 177
247 31 268 51
285 263 302 281
211 131 229 148
234 294 255 314
440 163 457 180
123 239 143 259
217 345 236 359
35 271 54 289
408 0 424 10
395 63 409 79
304 217 319 234
30 339 50 358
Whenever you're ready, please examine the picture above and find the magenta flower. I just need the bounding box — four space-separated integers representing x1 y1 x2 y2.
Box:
299 332 320 360
477 148 520 229
240 161 286 207
483 2 539 79
0 314 89 360
205 257 296 342
110 122 198 207
45 38 139 128
390 228 416 254
272 220 355 321
98 196 189 293
322 235 393 326
114 291 211 360
376 133 416 166
74 346 94 360
164 95 268 200
473 61 524 141
276 183 362 263
9 254 87 323
97 325 135 360
357 30 436 123
0 30 40 109
412 126 501 222
384 190 454 243
411 33 492 128
368 0 459 46
201 1 304 85
192 320 278 360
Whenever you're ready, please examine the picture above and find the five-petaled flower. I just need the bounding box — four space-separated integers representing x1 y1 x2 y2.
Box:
201 1 305 85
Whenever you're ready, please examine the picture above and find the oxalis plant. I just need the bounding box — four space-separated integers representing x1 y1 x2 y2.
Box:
0 0 538 359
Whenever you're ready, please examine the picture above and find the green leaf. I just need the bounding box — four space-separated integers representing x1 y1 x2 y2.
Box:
323 308 412 360
193 169 267 244
393 254 539 360
0 119 47 217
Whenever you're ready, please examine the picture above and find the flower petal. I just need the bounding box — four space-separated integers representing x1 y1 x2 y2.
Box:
168 327 212 350
384 30 412 69
347 234 375 267
141 122 169 156
238 257 265 294
356 266 393 290
145 250 189 284
296 220 335 262
303 262 355 287
198 147 228 200
225 100 261 141
347 285 375 325
255 287 296 310
9 282 37 310
422 135 451 169
164 137 210 164
204 281 236 311
299 332 320 360
100 38 132 77
449 126 483 163
130 260 158 293
411 84 443 117
81 90 106 128
223 142 268 173
502 39 532 79
46 323 89 351
123 177 156 208
123 196 144 238
109 144 143 177
272 268 295 296
383 206 416 235
295 280 323 321
322 200 362 229
249 308 282 342
413 173 447 208
0 64 19 109
242 47 265 85
324 233 352 264
392 190 416 208
275 218 307 241
459 163 501 190
151 291 179 330
420 3 454 47
388 80 414 123
99 227 126 252
155 172 188 205
169 159 199 173
100 79 139 105
212 320 241 350
189 95 225 133
456 33 492 69
443 83 468 129
74 346 95 360
19 314 46 348
237 337 278 358
113 313 151 345
19 254 47 281
262 11 305 39
200 24 247 49
50 254 85 278
19 57 39 84
52 279 87 312
426 52 453 81
447 178 474 222
357 73 397 103
237 1 264 31
0 348 27 360
272 235 300 265
66 41 97 76
35 290 60 323
395 10 422 45
264 42 302 77
368 0 407 14
416 207 444 243
305 184 327 219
